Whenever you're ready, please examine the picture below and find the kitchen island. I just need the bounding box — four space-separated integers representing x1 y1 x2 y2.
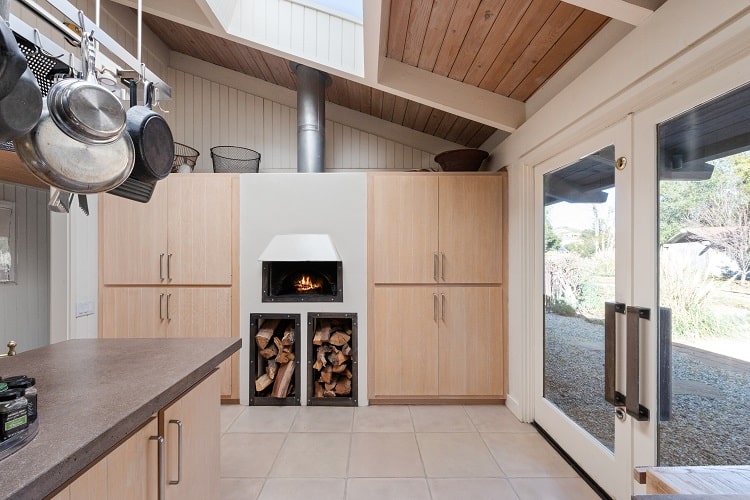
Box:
0 337 241 499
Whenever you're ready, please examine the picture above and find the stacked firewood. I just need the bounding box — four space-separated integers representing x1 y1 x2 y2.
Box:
311 319 353 398
254 319 296 398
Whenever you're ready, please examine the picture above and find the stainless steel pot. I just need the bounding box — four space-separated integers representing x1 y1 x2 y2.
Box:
13 31 134 193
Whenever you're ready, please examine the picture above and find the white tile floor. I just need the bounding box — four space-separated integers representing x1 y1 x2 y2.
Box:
219 404 600 500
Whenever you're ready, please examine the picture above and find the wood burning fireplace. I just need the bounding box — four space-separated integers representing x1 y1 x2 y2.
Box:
262 261 342 302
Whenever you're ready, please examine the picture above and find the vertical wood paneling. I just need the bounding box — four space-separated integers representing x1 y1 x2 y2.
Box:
0 184 50 352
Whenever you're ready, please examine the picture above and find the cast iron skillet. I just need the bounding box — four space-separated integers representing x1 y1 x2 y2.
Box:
126 80 174 182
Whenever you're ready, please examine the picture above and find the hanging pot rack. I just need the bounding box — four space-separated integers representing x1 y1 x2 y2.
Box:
9 0 171 99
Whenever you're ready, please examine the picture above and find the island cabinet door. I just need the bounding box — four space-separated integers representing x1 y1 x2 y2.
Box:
161 370 220 500
106 418 159 500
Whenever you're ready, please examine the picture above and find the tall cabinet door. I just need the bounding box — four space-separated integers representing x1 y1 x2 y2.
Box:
371 175 439 284
166 175 233 285
438 286 503 396
438 175 503 284
100 183 169 285
370 286 439 397
100 287 168 338
166 288 233 397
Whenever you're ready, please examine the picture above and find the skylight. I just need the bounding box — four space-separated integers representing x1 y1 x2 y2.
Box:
303 0 362 21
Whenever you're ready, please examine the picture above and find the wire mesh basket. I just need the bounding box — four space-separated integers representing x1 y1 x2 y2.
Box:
172 143 200 173
211 146 261 173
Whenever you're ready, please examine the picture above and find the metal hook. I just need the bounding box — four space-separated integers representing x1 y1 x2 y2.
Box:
154 87 169 113
77 10 86 33
33 28 64 58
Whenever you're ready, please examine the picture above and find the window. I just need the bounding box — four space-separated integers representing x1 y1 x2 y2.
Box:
0 201 16 283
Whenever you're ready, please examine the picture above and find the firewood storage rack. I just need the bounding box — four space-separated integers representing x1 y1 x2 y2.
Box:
249 313 301 406
307 312 358 406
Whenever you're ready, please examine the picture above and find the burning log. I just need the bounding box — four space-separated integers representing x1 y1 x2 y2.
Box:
255 319 280 349
271 361 295 398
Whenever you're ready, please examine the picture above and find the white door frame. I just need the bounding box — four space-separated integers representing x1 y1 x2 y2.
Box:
531 118 633 498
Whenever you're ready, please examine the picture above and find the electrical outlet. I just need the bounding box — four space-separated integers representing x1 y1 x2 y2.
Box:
75 300 95 318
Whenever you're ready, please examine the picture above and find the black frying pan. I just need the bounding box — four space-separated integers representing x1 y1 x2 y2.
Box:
0 66 42 143
0 21 27 100
126 81 173 182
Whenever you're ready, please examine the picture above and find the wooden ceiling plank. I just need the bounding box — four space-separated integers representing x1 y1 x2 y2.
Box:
326 76 347 108
447 0 506 82
392 96 409 125
455 119 484 146
412 103 435 132
476 0 558 93
359 81 373 116
386 0 412 60
445 116 472 143
402 99 421 129
494 3 583 96
462 0 533 86
417 0 458 71
510 10 608 101
468 124 498 148
371 89 385 119
381 91 397 122
432 0 481 76
345 79 362 112
261 52 296 90
402 0 435 66
434 113 459 137
423 108 448 136
560 0 652 25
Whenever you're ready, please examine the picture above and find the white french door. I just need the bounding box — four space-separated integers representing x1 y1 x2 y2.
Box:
533 118 639 498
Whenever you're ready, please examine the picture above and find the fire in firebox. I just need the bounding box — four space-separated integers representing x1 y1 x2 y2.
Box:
294 274 323 293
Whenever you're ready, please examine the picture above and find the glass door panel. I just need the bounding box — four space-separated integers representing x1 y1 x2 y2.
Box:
543 145 616 452
657 83 750 466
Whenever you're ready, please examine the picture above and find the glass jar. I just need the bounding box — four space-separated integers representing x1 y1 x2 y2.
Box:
0 389 28 441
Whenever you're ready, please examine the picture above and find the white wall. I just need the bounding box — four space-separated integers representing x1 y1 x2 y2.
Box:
490 0 750 423
240 173 368 406
164 54 458 173
0 183 49 352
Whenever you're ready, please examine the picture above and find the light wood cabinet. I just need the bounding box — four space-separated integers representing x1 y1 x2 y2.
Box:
57 372 219 500
99 174 240 401
368 172 506 401
64 418 159 500
370 173 503 285
161 371 220 500
100 174 232 286
100 287 233 398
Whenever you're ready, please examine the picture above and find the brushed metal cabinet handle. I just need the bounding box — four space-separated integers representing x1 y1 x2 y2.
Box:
166 293 171 320
159 293 164 320
168 419 183 485
433 293 438 322
167 253 172 281
159 253 164 281
150 435 165 500
441 293 446 322
433 252 438 282
441 252 446 281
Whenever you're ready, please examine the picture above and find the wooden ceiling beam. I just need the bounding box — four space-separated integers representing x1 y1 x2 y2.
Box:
363 0 388 81
377 58 525 132
559 0 653 26
108 0 223 31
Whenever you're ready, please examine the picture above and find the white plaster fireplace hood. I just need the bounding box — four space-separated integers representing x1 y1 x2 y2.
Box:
258 234 342 262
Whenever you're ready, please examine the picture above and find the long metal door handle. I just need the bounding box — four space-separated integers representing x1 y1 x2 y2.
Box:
433 252 438 282
150 435 165 500
159 253 164 281
626 306 651 421
167 253 172 281
441 293 446 322
166 293 171 320
604 301 626 406
659 307 672 422
168 419 183 485
159 293 164 320
441 252 445 281
433 293 438 322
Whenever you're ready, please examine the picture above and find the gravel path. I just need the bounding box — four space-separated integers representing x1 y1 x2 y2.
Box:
544 313 750 465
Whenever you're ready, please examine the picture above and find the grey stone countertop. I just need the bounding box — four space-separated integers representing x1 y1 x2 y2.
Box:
0 337 241 500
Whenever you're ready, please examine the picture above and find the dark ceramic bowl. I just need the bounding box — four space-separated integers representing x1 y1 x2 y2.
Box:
434 149 489 171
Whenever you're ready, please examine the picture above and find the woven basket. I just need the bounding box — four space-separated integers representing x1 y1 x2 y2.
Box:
172 143 200 173
211 146 261 173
